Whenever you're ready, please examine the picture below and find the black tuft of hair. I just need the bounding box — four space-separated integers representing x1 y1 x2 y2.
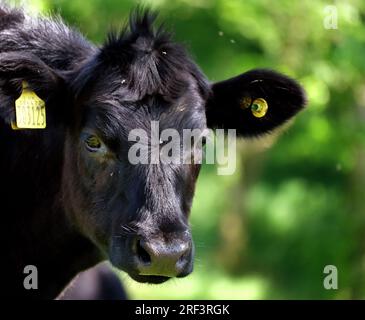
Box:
101 8 171 66
129 7 158 38
72 8 210 103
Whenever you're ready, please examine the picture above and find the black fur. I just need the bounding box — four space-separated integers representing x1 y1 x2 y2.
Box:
206 69 306 137
0 3 306 299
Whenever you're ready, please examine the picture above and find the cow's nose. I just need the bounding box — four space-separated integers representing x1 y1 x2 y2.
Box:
133 234 193 278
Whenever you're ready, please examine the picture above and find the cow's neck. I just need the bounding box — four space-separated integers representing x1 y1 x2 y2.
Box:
0 124 101 299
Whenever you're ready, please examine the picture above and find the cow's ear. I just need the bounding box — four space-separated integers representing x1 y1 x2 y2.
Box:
205 69 306 137
0 52 67 126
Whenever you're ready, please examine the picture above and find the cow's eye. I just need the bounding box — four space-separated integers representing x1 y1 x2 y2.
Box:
84 135 103 152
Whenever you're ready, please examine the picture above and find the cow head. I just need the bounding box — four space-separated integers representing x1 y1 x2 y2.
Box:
0 10 306 284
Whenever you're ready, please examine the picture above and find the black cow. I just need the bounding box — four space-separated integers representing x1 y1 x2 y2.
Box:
0 4 306 299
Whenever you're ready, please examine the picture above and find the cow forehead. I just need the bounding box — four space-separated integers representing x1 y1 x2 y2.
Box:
71 15 212 110
80 87 207 142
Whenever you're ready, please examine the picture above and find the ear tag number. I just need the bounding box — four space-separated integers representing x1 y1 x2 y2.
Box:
12 82 46 130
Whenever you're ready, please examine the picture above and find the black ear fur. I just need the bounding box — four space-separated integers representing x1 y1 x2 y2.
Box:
206 69 306 137
0 52 66 126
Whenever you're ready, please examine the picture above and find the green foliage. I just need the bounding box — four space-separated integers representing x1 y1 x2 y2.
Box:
33 0 365 299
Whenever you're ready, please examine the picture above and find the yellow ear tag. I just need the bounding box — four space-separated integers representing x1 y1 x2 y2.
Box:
251 98 268 118
12 82 46 130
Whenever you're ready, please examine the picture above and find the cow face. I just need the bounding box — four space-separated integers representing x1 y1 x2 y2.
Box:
63 48 209 283
0 11 306 284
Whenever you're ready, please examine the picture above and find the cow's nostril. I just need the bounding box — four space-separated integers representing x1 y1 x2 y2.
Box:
177 248 189 264
132 234 193 278
136 239 151 265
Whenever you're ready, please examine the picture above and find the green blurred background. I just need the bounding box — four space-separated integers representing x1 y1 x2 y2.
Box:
24 0 365 299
